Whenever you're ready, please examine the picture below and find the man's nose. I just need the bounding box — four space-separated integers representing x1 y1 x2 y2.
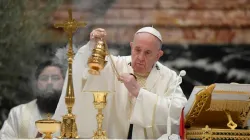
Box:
47 77 52 83
138 52 145 61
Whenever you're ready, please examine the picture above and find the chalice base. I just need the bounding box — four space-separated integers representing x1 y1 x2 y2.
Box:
92 130 107 139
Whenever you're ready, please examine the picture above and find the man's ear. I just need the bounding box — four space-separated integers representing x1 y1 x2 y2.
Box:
157 50 164 59
130 42 133 49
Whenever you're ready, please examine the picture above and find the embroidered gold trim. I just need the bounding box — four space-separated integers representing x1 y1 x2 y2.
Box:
144 128 148 139
208 100 250 112
186 125 250 139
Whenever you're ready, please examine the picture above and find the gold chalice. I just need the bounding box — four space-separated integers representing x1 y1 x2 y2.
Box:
35 114 61 139
92 91 108 139
82 91 109 139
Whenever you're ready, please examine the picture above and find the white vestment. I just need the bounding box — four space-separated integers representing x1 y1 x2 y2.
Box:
0 99 54 139
53 41 187 139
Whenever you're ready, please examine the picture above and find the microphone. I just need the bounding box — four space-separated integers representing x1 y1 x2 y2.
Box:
180 70 186 77
173 70 186 95
167 70 186 136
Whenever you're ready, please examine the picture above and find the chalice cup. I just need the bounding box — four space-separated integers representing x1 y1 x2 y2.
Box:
35 115 61 139
92 91 108 139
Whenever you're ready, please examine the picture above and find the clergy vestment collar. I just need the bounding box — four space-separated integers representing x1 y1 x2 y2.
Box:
145 63 162 91
127 62 160 71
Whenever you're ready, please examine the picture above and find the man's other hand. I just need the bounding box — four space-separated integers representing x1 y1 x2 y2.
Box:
90 28 107 41
119 73 140 98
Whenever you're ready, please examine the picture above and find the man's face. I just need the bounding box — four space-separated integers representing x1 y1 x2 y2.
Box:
36 66 64 97
130 33 163 74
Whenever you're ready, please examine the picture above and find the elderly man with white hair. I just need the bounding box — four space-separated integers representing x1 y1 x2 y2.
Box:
54 27 187 139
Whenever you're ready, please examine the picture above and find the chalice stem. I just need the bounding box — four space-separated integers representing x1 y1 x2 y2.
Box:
44 132 52 139
97 109 104 131
68 107 72 114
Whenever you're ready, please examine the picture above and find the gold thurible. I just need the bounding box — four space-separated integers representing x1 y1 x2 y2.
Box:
88 39 120 78
54 9 86 139
88 39 108 75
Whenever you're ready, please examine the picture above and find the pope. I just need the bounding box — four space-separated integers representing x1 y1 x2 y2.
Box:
54 27 187 139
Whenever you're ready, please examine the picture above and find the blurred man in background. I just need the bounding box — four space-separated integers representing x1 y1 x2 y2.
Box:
0 60 65 139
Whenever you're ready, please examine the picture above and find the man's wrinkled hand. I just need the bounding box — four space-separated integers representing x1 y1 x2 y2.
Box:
90 28 107 41
118 73 140 97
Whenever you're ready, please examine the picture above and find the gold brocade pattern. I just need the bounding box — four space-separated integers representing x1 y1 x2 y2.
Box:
135 73 149 87
128 73 148 118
